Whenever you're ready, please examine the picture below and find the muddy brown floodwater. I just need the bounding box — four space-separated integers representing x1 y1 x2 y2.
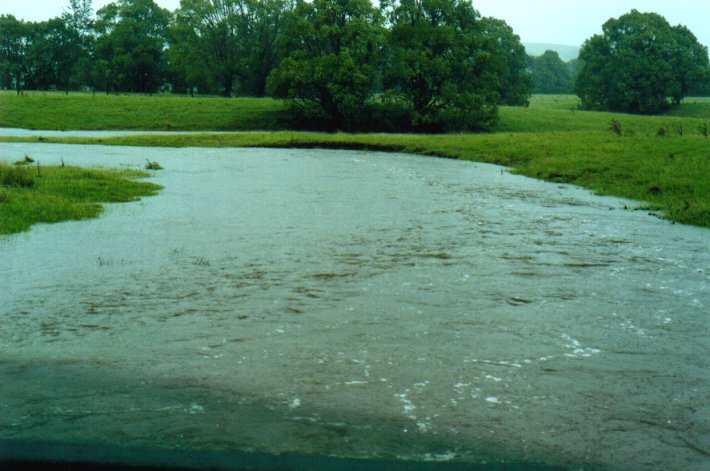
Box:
1 143 709 470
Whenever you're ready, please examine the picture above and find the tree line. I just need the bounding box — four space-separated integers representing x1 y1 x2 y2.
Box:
0 0 531 131
2 2 709 130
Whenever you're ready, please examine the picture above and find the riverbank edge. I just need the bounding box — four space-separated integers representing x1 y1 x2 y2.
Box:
0 162 162 235
2 130 708 229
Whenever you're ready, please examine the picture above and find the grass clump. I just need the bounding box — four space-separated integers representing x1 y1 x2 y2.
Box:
0 164 35 188
608 119 623 136
14 155 35 165
0 162 162 234
145 159 163 170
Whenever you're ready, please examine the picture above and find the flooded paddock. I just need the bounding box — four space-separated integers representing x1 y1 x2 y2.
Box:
1 143 709 470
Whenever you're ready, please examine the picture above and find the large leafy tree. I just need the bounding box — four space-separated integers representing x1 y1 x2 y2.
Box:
240 0 290 96
381 0 499 131
21 1 94 93
171 0 244 96
170 0 288 96
267 0 385 130
25 18 82 92
94 0 170 94
576 10 709 114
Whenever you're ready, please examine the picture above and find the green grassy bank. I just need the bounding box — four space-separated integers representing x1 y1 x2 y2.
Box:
0 161 161 234
3 92 710 133
0 91 285 131
1 92 710 229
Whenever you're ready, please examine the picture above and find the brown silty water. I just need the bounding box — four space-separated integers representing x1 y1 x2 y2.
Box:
1 143 708 469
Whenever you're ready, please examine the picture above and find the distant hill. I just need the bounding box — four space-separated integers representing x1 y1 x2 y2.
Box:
524 43 580 61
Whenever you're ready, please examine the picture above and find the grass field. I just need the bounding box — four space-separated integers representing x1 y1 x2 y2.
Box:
1 91 710 229
0 161 161 234
3 91 710 133
0 91 285 131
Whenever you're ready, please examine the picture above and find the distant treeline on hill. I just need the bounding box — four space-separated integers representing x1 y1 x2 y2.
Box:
526 49 579 95
2 1 709 130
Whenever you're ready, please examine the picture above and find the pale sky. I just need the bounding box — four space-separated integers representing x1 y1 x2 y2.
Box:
2 0 710 49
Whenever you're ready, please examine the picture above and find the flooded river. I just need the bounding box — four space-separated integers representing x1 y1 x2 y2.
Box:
1 143 709 470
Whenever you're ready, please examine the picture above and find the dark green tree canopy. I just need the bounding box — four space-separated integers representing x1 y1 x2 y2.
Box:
26 18 82 92
479 16 531 106
170 0 288 97
266 0 385 130
94 0 171 94
528 50 574 94
381 0 500 131
0 15 31 93
2 0 533 133
576 9 710 114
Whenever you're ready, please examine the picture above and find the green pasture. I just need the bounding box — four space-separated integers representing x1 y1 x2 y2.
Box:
0 91 285 131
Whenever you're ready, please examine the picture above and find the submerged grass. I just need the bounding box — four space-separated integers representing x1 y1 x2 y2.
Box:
0 162 162 234
1 92 709 228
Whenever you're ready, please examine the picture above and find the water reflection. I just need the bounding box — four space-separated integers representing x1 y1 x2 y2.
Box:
1 144 709 469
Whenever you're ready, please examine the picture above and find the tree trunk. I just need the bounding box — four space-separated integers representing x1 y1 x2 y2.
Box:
222 74 234 97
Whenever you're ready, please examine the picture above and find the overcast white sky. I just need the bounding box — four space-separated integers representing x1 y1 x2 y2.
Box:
2 0 710 48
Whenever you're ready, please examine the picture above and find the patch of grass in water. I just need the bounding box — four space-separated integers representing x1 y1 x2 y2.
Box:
145 159 163 170
14 155 35 165
0 162 162 234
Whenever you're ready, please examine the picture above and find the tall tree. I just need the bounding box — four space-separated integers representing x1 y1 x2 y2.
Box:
63 0 94 37
63 0 96 91
94 0 170 94
381 0 498 131
172 0 242 96
238 0 290 96
26 18 82 92
167 10 214 94
576 10 709 114
0 15 30 94
171 0 288 97
267 0 385 130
